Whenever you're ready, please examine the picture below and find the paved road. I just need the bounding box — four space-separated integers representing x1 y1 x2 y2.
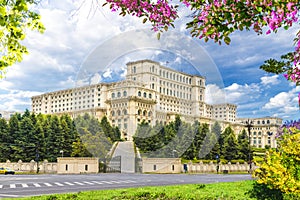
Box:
0 173 253 198
110 141 135 173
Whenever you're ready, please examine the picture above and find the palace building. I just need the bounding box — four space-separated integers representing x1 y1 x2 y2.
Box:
31 60 282 147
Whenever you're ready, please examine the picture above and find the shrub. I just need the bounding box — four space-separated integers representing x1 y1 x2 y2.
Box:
254 128 300 194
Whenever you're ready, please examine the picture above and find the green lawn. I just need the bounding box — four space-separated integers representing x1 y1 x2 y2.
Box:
14 180 257 200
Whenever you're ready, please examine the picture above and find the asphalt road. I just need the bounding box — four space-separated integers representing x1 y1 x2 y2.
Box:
0 173 253 199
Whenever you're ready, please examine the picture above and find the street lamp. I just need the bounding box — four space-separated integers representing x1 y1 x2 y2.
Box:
244 119 253 173
60 150 64 158
172 150 177 158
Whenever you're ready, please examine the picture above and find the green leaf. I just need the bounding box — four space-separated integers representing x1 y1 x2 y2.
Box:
206 27 214 35
224 37 231 45
157 32 161 40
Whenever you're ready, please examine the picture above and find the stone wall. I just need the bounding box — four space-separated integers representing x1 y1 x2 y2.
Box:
185 161 257 173
0 160 57 173
57 157 99 174
142 158 182 173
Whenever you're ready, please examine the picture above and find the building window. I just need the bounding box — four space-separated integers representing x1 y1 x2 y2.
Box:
117 110 121 116
149 93 152 98
112 111 115 116
65 164 68 171
143 92 147 98
133 66 136 73
138 91 141 97
85 165 88 171
123 91 127 97
153 165 157 171
112 93 115 98
117 92 121 97
138 110 142 115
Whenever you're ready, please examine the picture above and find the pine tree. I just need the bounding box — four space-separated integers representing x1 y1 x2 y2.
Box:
207 122 222 160
17 117 35 162
8 114 20 161
46 115 63 162
0 118 9 162
222 127 239 161
238 129 250 161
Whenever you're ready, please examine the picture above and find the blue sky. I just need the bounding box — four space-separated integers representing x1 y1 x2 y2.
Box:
0 0 299 121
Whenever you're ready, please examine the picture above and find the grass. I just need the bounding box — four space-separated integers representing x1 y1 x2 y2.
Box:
11 180 256 200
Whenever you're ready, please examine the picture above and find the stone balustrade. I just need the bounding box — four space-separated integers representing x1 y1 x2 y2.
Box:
0 160 57 173
185 161 257 173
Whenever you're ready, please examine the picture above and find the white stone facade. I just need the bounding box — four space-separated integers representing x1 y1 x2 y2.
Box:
31 60 282 147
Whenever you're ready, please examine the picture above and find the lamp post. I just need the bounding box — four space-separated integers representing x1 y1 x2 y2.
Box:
172 150 177 158
244 119 253 173
60 150 64 158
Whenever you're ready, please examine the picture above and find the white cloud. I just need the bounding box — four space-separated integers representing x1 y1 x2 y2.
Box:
0 90 42 111
90 73 102 85
103 68 112 78
260 75 280 86
263 86 300 115
205 84 226 104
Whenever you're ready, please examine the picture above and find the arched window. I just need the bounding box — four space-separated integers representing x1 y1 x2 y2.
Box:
117 110 121 116
133 66 136 73
111 93 115 98
117 92 121 97
138 91 141 97
262 120 265 124
258 131 262 136
267 120 270 124
143 110 147 116
257 121 260 124
123 109 127 115
123 91 127 97
111 111 115 116
149 93 152 99
143 92 147 98
138 109 142 115
148 111 152 117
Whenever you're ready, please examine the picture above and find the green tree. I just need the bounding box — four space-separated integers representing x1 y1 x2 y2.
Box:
222 127 239 161
45 115 63 162
0 118 10 161
206 122 222 160
100 115 120 142
219 126 232 159
71 138 93 157
237 129 250 161
0 0 44 74
15 116 35 161
196 123 210 159
8 113 20 161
